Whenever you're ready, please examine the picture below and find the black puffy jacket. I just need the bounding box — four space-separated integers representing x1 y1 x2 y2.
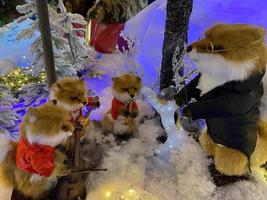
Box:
175 71 265 158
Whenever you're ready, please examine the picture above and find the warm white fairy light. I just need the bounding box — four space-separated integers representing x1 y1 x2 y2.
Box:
141 86 187 155
106 191 112 198
87 181 158 200
105 188 157 200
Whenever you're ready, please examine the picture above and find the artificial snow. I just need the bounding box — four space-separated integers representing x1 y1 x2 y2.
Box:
84 87 267 200
1 0 267 199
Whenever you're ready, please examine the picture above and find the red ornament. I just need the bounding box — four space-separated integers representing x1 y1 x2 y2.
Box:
90 20 125 54
72 22 86 38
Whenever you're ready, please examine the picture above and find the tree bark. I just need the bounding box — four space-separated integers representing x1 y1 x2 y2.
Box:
36 0 57 88
160 0 193 90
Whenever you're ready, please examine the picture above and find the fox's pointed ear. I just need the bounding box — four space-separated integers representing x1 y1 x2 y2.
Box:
252 26 266 42
52 83 62 92
28 107 38 123
56 83 62 88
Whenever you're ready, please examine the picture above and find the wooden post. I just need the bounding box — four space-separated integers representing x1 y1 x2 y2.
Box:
36 0 57 88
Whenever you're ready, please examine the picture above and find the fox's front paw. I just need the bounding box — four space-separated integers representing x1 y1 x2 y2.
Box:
58 164 72 177
129 110 139 118
119 107 130 117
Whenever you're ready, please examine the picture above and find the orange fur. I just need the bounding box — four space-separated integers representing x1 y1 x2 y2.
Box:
20 102 74 139
258 119 267 141
199 131 216 156
192 24 267 176
0 103 73 199
190 24 267 71
250 135 267 168
199 131 249 175
103 73 142 135
50 77 90 145
214 144 249 176
112 73 142 95
50 77 88 111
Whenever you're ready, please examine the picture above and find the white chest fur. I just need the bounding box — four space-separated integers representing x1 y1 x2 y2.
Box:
197 73 226 95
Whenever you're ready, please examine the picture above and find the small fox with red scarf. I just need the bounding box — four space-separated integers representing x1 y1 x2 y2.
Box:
49 77 88 122
0 103 74 199
49 77 96 142
103 73 142 135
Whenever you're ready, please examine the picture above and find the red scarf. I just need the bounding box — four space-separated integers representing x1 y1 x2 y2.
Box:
111 98 138 120
16 138 55 177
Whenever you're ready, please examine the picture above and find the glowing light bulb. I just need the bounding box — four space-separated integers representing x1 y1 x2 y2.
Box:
129 189 135 196
106 191 111 198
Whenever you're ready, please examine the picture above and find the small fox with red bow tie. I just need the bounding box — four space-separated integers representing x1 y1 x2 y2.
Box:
103 73 142 135
0 103 74 199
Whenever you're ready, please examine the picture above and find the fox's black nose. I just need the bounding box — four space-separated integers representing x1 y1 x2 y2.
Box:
130 94 135 98
83 101 87 105
186 45 193 53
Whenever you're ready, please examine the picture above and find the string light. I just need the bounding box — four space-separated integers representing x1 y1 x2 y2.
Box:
87 181 158 200
141 86 187 155
0 68 46 92
105 188 157 200
106 191 112 198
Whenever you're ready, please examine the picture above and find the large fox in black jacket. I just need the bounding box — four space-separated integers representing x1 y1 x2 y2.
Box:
175 24 267 177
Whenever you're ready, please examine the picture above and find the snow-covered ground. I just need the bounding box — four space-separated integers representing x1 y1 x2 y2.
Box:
1 0 267 199
84 87 267 200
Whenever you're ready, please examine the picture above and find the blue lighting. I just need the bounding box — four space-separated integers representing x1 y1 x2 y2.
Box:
1 0 267 136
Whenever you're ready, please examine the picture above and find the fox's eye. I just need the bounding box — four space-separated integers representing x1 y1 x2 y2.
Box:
123 89 128 92
62 125 69 132
213 45 224 52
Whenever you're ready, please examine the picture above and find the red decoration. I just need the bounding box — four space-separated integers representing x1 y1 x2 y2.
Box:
90 20 125 54
111 98 138 120
16 138 55 177
72 22 86 38
87 96 97 107
68 96 100 123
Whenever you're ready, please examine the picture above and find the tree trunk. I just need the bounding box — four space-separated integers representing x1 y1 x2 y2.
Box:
36 0 57 88
160 0 193 90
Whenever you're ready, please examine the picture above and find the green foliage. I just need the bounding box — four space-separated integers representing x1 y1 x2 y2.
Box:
0 0 25 26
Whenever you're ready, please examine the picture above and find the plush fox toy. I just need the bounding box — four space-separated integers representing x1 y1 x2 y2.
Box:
175 24 267 178
103 73 142 135
49 77 99 141
0 103 74 199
